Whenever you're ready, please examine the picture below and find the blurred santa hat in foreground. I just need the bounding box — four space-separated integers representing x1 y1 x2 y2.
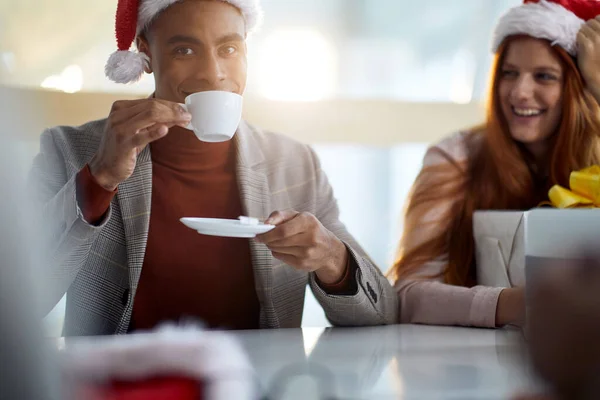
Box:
60 325 257 400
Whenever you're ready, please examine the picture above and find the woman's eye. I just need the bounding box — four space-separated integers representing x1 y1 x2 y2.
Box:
501 70 518 78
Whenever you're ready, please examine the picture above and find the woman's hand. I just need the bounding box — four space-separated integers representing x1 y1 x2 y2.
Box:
495 287 525 327
577 16 600 103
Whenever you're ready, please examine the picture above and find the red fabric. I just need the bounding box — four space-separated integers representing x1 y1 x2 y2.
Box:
525 0 600 21
317 257 358 295
73 376 202 400
115 0 139 51
76 165 117 224
132 129 260 331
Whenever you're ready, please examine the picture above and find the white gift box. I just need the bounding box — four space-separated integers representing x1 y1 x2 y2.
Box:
473 209 600 288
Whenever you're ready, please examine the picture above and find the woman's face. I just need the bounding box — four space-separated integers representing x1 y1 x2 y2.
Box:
498 37 564 158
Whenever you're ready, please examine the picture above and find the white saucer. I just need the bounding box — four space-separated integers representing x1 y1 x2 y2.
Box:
180 217 275 238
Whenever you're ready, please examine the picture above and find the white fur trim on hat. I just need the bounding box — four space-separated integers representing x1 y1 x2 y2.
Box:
61 325 256 400
491 0 584 56
105 50 150 84
137 0 263 35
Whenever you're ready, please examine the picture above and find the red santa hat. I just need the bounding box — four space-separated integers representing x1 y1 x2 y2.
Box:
105 0 263 84
61 325 257 400
492 0 600 56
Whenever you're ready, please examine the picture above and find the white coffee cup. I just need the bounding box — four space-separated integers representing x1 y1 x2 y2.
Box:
179 91 243 142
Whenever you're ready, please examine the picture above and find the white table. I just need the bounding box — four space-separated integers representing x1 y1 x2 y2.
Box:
228 325 540 400
56 325 542 399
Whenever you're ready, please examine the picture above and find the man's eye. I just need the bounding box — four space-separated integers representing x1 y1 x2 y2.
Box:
220 45 238 56
175 47 194 56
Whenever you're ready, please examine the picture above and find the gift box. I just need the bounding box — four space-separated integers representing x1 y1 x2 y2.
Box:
473 210 525 288
474 209 600 288
474 166 600 288
60 325 257 400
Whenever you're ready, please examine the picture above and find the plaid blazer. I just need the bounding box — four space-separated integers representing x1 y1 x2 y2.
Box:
29 119 398 336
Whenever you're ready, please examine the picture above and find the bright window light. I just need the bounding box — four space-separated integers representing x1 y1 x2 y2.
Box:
256 29 337 101
41 65 83 94
449 49 476 104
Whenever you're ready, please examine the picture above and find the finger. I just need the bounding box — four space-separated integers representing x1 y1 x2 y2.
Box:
579 24 595 42
265 245 305 257
136 124 163 136
125 113 189 140
264 210 300 225
588 18 600 35
110 98 154 113
264 232 311 248
270 251 300 267
577 30 594 54
125 102 191 133
109 99 165 124
130 124 170 148
111 98 187 114
136 121 186 136
257 218 308 245
111 99 191 129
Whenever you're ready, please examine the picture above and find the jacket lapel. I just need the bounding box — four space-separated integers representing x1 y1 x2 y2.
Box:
235 122 279 327
116 125 278 328
116 146 153 303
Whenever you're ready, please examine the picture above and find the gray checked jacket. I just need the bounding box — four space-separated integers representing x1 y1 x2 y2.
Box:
29 118 398 336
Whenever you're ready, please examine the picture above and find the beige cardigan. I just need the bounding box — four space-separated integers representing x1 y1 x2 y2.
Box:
394 132 504 328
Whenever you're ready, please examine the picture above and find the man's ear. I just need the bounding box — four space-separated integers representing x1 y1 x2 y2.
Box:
136 35 152 74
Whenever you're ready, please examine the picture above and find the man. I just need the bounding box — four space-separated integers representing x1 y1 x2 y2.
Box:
29 0 397 336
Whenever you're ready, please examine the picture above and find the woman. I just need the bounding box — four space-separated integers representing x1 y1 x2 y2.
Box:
390 0 600 328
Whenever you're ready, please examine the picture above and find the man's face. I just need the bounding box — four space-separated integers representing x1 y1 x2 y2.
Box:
137 0 247 103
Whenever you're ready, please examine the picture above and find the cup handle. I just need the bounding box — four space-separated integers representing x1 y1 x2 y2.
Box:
179 103 193 130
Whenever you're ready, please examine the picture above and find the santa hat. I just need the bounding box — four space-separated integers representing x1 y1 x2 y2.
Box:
61 325 257 400
105 0 263 84
492 0 600 56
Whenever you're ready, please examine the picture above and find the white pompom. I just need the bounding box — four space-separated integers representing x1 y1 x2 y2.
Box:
105 50 149 84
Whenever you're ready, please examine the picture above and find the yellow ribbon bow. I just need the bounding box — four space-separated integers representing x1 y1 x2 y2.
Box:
548 166 600 208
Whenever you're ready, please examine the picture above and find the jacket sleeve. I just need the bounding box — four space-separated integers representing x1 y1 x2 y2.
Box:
27 128 112 314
